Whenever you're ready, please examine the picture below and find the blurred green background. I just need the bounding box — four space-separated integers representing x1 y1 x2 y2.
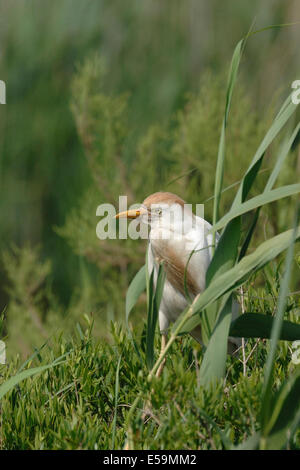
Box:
0 0 299 356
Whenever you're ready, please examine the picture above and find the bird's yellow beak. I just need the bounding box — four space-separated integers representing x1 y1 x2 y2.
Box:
114 207 147 219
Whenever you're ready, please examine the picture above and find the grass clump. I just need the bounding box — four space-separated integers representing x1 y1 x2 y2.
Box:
0 299 299 450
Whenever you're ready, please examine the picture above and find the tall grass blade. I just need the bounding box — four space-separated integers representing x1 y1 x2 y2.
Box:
264 369 300 440
212 39 243 241
111 354 122 450
260 208 300 434
265 405 300 450
16 340 50 373
146 263 165 369
229 313 300 341
238 208 261 261
264 122 300 193
125 265 146 327
199 295 233 387
231 94 298 209
125 264 146 363
213 183 300 232
177 226 300 334
202 216 241 342
0 360 65 400
206 217 241 286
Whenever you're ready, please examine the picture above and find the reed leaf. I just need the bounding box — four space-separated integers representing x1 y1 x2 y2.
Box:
125 265 146 327
146 263 165 370
260 209 299 434
213 183 300 233
231 94 298 209
177 226 300 335
199 295 234 387
212 39 243 241
229 313 300 341
264 122 300 193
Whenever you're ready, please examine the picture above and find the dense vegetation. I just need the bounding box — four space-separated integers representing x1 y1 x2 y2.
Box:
1 273 299 449
0 1 300 450
0 296 299 450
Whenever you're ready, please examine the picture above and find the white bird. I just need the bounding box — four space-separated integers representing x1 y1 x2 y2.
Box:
116 191 240 376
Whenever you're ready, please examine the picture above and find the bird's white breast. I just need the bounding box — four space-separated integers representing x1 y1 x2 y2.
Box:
147 214 216 332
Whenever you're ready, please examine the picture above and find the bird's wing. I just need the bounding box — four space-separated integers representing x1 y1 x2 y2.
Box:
150 239 199 298
183 217 216 293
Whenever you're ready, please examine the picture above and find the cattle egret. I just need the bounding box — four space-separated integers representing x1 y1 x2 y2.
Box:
116 191 240 376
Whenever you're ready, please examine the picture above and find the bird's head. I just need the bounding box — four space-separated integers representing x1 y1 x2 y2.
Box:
115 192 193 235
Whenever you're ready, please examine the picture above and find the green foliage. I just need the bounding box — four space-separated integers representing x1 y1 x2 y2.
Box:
1 244 110 356
229 314 300 341
1 4 300 450
4 42 297 355
57 52 298 332
124 33 300 448
56 55 147 318
0 317 299 450
146 263 166 370
171 72 268 215
71 55 129 194
2 245 53 356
